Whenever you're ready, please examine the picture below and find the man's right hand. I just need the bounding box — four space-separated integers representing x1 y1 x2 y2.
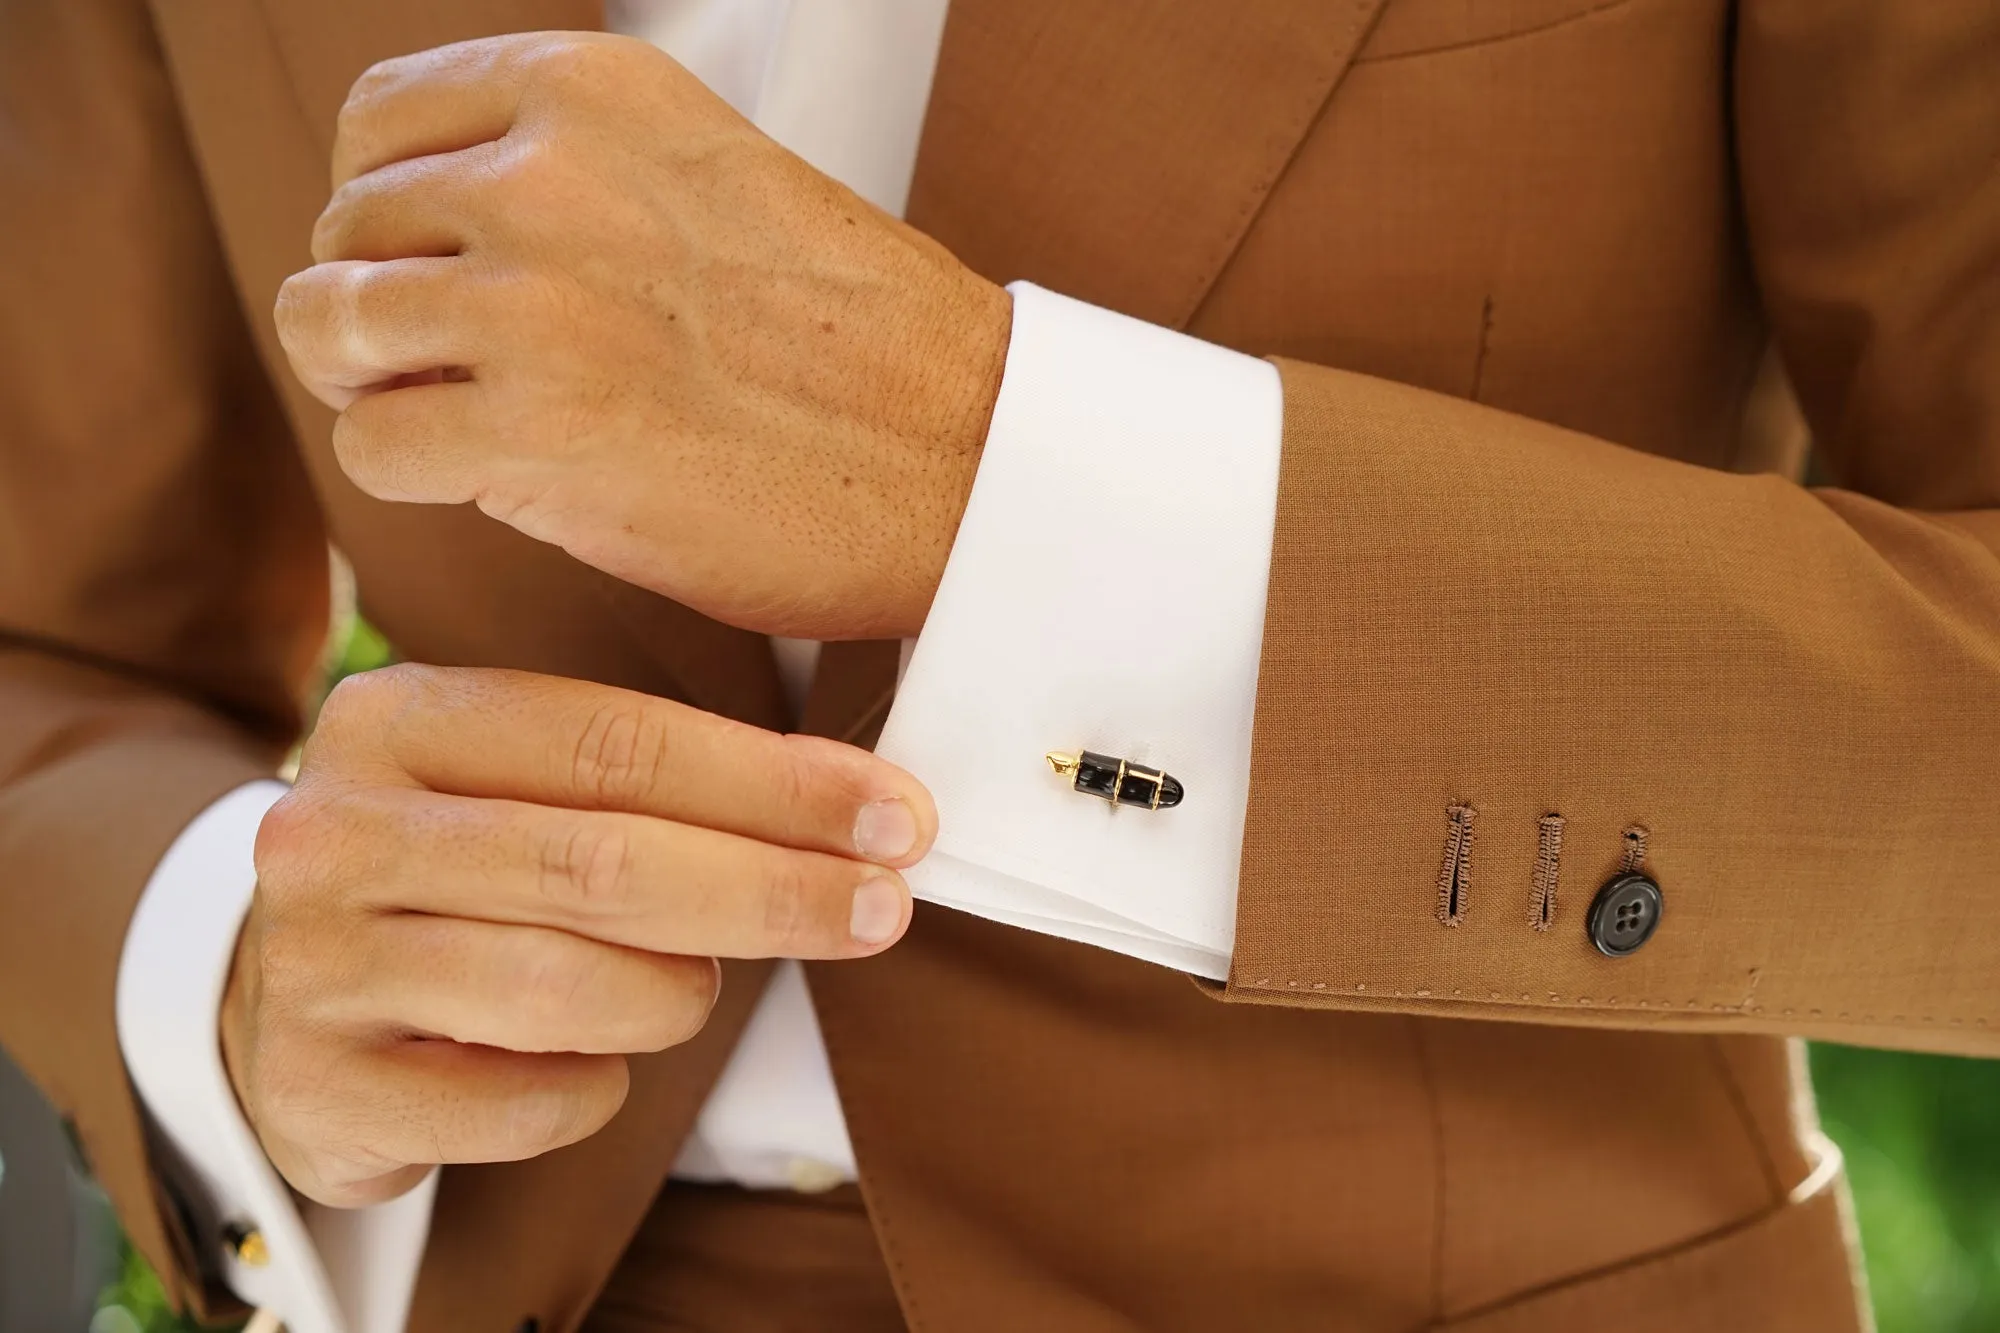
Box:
223 664 934 1208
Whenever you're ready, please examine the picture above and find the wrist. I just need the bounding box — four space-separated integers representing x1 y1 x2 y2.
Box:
877 270 1012 638
217 899 262 1129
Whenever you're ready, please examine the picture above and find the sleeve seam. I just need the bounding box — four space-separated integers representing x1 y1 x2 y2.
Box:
1227 980 1993 1030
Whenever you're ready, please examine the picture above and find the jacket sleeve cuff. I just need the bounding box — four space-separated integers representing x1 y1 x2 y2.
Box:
117 780 435 1333
877 281 1282 980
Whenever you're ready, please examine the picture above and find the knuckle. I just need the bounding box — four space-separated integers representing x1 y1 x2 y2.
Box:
527 34 604 85
568 700 673 807
252 788 375 911
759 860 819 953
372 661 447 723
768 737 830 845
271 271 314 344
513 940 594 1027
310 667 405 757
344 55 409 119
331 263 393 349
276 264 392 388
362 661 457 746
273 269 347 373
318 667 388 729
310 178 372 261
253 790 322 883
336 52 423 151
536 819 633 916
489 135 565 209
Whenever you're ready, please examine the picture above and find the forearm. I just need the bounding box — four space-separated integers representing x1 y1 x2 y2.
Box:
881 282 2000 1057
1217 358 2000 1054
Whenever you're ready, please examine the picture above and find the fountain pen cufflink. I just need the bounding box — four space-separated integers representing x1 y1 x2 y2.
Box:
1046 750 1184 810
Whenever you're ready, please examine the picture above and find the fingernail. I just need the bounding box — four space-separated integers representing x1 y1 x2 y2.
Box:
853 798 918 862
849 878 906 946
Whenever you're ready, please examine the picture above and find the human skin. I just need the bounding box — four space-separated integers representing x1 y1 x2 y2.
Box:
275 29 1014 643
244 30 1013 1207
223 666 937 1207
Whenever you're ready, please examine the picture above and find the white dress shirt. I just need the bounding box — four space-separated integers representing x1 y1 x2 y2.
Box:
113 3 1284 1330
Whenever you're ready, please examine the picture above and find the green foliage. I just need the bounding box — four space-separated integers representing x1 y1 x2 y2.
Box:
334 616 395 683
1810 1044 2000 1332
95 1235 235 1333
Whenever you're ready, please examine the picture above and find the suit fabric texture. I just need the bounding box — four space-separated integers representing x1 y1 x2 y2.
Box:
4 0 1997 1328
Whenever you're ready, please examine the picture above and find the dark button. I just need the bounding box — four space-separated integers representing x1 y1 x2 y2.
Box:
515 1320 540 1333
1586 872 1663 957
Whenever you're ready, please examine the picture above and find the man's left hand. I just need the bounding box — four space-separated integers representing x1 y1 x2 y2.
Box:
276 32 1012 640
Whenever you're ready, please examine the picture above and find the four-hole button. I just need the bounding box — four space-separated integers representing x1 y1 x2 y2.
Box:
1586 872 1663 957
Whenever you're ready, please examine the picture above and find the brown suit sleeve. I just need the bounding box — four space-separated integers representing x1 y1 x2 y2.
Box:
0 0 328 1312
1220 0 2000 1056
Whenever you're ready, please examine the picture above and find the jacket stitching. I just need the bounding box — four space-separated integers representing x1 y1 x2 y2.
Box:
1620 824 1649 872
1351 0 1642 68
1233 982 1993 1029
1530 814 1565 931
1436 803 1476 925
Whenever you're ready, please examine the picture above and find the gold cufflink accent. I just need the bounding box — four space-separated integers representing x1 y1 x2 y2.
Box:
223 1221 270 1268
1046 750 1183 810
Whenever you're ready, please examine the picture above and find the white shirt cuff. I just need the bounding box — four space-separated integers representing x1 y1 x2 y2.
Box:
877 282 1283 980
116 780 433 1333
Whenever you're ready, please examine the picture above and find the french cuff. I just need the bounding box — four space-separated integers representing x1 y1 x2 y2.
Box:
116 780 435 1333
876 282 1282 980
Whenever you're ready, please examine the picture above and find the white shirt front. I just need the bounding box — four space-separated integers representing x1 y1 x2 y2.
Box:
114 4 1285 1330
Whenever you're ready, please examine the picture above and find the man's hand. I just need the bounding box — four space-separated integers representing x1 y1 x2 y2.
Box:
274 32 1012 641
223 664 935 1207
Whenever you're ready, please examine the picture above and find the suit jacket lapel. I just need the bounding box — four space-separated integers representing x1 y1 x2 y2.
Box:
908 0 1393 329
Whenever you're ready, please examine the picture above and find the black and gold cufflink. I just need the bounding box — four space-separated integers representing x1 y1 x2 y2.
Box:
222 1221 269 1268
1046 750 1183 810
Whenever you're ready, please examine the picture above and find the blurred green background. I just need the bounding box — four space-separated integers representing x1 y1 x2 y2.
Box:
90 619 2000 1332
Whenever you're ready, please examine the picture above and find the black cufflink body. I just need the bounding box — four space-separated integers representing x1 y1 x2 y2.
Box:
1046 750 1183 810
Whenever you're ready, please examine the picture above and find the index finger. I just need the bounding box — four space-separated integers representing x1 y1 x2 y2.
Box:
332 32 563 188
322 664 937 868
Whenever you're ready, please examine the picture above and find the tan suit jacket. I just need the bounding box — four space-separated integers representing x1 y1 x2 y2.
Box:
4 0 1996 1327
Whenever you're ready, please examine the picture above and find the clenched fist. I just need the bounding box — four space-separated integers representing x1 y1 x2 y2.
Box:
275 32 1013 640
223 664 935 1207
